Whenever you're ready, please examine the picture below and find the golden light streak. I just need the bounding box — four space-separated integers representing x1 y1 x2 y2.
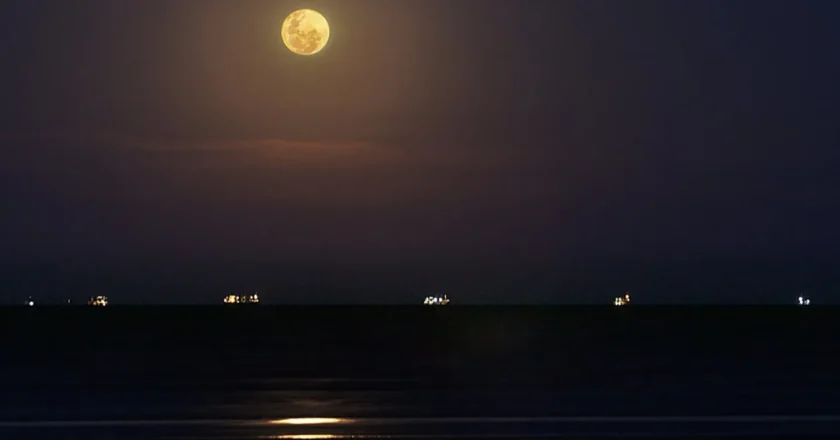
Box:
269 418 350 425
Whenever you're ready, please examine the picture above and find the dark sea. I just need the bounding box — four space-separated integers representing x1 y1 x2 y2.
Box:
2 306 839 439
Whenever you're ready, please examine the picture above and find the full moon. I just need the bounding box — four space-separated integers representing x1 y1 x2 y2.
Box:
282 9 330 56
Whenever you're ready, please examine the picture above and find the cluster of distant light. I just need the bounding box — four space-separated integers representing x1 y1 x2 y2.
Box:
88 296 109 307
223 293 260 304
16 292 817 306
614 292 631 307
423 295 450 305
612 292 812 306
26 297 104 306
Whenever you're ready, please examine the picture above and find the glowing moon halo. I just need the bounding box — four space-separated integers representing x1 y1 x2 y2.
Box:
282 9 330 56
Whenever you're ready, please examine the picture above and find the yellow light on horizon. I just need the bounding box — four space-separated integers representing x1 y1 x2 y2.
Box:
270 435 340 439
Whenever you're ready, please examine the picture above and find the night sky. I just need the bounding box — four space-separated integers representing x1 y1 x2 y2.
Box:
2 0 839 304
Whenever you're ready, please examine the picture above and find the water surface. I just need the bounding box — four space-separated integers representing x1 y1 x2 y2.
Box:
2 306 838 438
